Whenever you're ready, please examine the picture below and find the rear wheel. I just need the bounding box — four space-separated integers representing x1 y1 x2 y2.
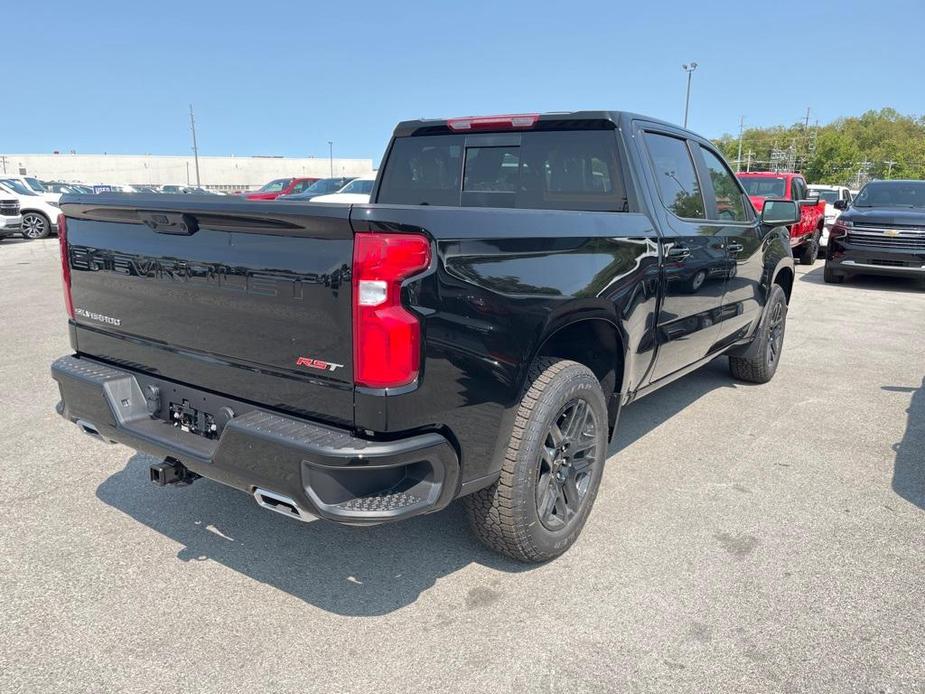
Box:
797 230 820 265
21 212 50 240
464 358 607 563
729 284 788 384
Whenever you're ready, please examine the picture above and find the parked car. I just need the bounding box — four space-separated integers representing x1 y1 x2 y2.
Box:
243 177 320 200
43 181 82 195
279 176 355 200
808 184 853 250
1 174 61 204
0 180 60 239
51 110 797 562
0 196 21 241
308 174 377 203
737 172 826 264
824 179 925 284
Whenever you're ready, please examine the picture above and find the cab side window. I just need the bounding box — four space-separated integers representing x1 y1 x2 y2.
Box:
643 132 705 219
791 177 807 201
698 146 748 222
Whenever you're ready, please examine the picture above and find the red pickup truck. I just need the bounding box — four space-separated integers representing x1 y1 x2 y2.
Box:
737 172 825 264
242 177 319 201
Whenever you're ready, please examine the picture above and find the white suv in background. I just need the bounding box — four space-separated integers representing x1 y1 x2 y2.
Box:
309 173 378 204
0 179 61 239
0 174 62 204
0 196 22 240
808 184 853 250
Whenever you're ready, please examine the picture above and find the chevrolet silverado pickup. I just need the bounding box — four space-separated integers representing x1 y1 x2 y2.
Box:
737 171 825 265
825 179 925 284
52 111 798 562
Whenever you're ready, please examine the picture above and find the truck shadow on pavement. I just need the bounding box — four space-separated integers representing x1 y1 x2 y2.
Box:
609 357 744 457
884 378 925 510
799 265 924 293
94 357 741 616
96 453 529 616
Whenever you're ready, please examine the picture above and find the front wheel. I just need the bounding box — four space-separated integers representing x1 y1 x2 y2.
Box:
824 264 846 284
21 212 51 240
729 284 788 384
464 358 608 563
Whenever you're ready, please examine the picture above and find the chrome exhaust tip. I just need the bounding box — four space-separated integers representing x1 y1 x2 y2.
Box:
75 419 112 443
253 488 316 523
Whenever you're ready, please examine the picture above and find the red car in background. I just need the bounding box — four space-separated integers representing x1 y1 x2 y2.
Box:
242 177 319 200
737 171 826 264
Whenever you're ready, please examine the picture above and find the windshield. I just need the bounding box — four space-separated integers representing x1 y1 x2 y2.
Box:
812 189 839 204
25 177 47 192
0 179 37 196
305 178 352 195
738 176 786 198
339 178 375 194
258 178 292 193
854 181 925 208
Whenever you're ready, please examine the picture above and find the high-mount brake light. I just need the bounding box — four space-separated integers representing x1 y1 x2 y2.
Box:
352 232 431 389
58 214 74 319
446 114 539 131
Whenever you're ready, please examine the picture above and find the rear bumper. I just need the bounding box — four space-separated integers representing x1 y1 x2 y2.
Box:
51 355 459 525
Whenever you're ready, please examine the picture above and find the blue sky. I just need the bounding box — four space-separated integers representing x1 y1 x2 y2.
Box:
7 0 924 165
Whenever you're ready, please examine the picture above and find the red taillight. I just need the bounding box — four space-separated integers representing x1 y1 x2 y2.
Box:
447 113 539 131
58 214 74 319
352 232 431 389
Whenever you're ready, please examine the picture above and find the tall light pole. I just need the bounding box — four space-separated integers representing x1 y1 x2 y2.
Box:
328 141 334 177
189 104 201 187
682 62 698 128
736 115 745 172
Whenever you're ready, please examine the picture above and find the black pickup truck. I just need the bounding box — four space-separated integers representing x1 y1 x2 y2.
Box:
52 111 798 562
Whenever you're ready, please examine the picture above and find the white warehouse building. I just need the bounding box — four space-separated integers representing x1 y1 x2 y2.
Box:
1 153 376 192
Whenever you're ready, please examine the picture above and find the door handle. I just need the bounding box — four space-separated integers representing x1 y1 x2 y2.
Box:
727 242 744 253
665 245 691 260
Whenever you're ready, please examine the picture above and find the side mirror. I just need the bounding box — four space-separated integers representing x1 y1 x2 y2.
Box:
833 199 848 210
761 199 800 226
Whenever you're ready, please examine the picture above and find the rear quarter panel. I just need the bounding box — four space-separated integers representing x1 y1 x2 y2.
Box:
351 204 661 483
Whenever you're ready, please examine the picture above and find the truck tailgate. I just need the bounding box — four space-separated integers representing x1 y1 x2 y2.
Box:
61 195 355 426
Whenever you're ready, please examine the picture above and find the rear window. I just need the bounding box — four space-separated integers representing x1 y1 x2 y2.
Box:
739 176 786 198
377 130 628 211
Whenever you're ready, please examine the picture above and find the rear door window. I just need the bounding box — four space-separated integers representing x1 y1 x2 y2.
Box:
377 130 627 211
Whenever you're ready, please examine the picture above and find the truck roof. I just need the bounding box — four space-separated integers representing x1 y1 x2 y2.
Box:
392 110 690 137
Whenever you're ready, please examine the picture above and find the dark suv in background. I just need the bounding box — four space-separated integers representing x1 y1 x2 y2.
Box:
825 180 925 285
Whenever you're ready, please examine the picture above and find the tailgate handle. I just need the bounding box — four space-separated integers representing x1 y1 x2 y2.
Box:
138 211 199 235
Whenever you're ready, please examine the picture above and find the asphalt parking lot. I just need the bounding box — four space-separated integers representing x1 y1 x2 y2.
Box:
1 237 922 693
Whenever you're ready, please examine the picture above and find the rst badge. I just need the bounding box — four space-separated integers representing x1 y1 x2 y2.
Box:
296 356 344 372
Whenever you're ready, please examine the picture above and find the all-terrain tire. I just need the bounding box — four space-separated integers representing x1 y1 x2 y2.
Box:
463 358 608 563
797 230 820 265
729 284 788 384
824 263 846 284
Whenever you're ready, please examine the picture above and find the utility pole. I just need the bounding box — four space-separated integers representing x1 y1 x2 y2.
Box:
803 107 811 130
885 160 898 178
682 63 698 128
746 150 753 172
736 115 745 173
0 155 6 174
328 141 334 177
189 104 201 187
